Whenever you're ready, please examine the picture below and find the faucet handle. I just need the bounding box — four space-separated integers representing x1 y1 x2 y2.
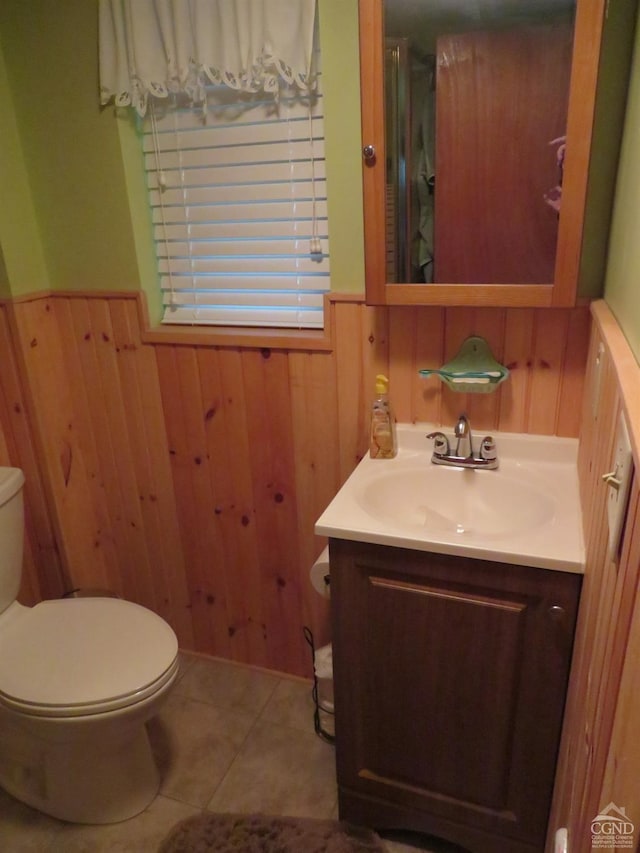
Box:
480 436 497 461
427 431 450 456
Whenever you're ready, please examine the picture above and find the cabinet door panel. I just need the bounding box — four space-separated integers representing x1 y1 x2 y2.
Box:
364 575 526 808
331 540 581 849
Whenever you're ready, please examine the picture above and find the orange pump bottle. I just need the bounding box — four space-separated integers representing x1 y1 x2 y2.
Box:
369 374 397 459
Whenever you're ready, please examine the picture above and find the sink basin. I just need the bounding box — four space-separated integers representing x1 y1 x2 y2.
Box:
316 424 584 573
357 464 555 540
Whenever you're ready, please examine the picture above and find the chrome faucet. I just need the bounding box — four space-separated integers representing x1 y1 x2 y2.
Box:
454 414 473 459
427 414 498 469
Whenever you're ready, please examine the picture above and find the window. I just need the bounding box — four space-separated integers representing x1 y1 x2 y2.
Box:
141 52 330 330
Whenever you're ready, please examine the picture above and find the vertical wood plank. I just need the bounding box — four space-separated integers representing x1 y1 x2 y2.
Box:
155 344 202 650
0 408 10 462
0 304 64 600
196 346 266 665
79 297 154 600
55 298 121 594
413 307 445 425
577 325 604 514
108 299 165 607
388 307 416 423
526 309 569 434
103 300 194 645
165 344 231 657
464 308 506 431
90 298 162 601
289 350 339 651
335 302 369 482
599 490 640 825
12 298 99 587
242 349 307 675
498 309 535 433
221 347 271 665
121 300 194 647
556 306 590 437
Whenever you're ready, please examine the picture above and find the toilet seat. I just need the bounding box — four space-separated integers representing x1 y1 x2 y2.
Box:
0 598 178 717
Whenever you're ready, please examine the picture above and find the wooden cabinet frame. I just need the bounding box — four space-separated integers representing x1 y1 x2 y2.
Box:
358 0 610 308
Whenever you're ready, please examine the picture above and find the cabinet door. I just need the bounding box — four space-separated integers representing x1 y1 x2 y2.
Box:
331 540 581 852
358 0 615 307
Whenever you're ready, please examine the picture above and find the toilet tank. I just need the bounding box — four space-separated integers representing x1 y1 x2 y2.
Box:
0 468 25 615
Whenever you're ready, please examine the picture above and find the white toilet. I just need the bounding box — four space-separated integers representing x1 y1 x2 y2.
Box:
0 466 180 824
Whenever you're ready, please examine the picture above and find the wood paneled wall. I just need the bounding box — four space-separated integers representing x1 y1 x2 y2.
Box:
0 293 589 677
0 304 64 604
548 301 640 851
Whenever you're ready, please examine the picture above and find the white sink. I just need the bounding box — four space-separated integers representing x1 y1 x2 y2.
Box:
316 424 584 573
358 464 555 540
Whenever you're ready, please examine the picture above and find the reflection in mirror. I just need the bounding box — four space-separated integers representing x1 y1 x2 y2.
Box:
383 0 575 285
384 38 410 283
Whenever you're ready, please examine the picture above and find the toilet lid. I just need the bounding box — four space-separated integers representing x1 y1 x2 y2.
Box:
0 598 178 717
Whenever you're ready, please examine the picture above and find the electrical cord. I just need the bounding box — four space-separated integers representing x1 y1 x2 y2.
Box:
303 626 335 745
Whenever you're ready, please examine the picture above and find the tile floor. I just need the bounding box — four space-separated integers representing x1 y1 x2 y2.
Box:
0 653 465 852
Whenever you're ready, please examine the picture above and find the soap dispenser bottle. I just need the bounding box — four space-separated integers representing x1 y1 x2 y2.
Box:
369 374 397 459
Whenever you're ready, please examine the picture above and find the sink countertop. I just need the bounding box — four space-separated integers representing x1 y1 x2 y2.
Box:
315 423 585 573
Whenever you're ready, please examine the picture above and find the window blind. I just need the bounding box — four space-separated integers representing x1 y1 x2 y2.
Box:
142 74 330 329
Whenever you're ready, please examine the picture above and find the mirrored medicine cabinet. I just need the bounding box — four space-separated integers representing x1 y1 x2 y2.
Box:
358 0 628 308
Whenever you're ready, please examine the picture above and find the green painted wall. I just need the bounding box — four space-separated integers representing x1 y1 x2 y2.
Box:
604 14 640 364
579 0 637 300
4 0 640 330
0 0 365 309
115 115 162 320
0 0 140 293
0 36 49 297
319 0 365 293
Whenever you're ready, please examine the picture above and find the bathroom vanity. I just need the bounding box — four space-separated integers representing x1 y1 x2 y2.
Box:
316 425 585 852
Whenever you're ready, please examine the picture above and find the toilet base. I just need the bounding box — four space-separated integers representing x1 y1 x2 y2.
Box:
0 709 162 824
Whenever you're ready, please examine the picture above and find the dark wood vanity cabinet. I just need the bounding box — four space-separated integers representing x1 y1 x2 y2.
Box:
329 538 582 853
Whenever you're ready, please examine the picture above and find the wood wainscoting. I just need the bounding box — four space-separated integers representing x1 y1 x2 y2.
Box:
0 292 589 676
547 300 640 851
0 303 65 605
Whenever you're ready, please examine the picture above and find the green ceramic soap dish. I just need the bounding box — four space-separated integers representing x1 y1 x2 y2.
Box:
418 336 509 394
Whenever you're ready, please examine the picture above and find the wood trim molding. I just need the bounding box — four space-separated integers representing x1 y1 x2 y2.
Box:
142 322 334 352
0 290 54 305
328 291 366 304
590 299 640 463
0 290 339 352
358 0 387 304
381 283 555 308
552 0 607 306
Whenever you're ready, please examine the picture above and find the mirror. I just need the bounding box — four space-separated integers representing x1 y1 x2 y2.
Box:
382 0 576 286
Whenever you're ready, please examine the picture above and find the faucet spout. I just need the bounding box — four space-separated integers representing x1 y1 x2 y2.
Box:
427 415 497 469
454 414 473 459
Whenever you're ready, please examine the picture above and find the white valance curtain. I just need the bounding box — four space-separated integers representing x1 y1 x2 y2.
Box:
99 0 317 115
